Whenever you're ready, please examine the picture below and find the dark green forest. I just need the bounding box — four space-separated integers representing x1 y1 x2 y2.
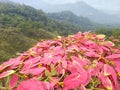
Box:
0 2 120 63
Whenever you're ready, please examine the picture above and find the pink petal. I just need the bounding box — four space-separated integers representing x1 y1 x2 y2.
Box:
62 61 67 68
20 67 46 76
53 46 64 55
64 71 88 89
80 84 86 90
52 55 62 65
9 74 18 88
106 54 120 59
71 56 90 67
99 71 113 90
104 41 115 47
90 62 103 76
0 70 15 79
104 64 120 90
41 53 53 65
17 79 46 90
64 73 81 89
21 56 41 71
85 51 99 58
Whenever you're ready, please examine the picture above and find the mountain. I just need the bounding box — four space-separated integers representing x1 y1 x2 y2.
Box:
48 11 95 30
0 1 83 62
103 9 120 18
0 2 82 36
10 0 120 24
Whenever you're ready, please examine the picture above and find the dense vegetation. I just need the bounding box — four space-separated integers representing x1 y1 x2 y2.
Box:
0 1 120 63
1 32 120 90
0 2 82 62
48 11 95 30
95 28 120 47
0 2 82 36
0 27 37 61
1 1 120 90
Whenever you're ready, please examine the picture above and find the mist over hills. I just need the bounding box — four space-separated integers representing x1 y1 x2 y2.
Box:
10 0 120 25
48 11 95 30
103 9 120 18
0 1 82 61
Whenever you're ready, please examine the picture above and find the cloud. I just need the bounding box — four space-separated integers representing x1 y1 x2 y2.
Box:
43 0 120 10
11 0 120 10
43 0 77 3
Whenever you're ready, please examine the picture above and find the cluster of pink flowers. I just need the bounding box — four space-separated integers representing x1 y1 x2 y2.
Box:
0 32 120 90
108 35 120 49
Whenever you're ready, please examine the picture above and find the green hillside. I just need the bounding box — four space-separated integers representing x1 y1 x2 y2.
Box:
0 2 82 36
0 28 35 62
48 11 95 30
0 2 83 62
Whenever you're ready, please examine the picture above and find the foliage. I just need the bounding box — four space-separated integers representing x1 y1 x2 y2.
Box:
48 11 95 30
0 32 120 90
0 2 82 36
0 27 56 63
0 27 37 63
95 28 120 46
0 2 83 62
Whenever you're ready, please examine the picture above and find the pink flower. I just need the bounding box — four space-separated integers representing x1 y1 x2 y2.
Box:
20 67 46 76
67 45 79 52
112 39 119 42
63 73 82 89
109 36 114 39
62 60 67 68
41 53 53 65
104 64 120 90
99 71 113 90
104 41 115 47
71 56 90 67
106 54 120 59
0 56 21 72
17 79 51 90
0 70 15 79
53 46 64 56
1 32 120 90
90 62 104 76
112 60 120 74
99 64 120 90
21 56 41 71
9 74 18 88
85 51 99 58
67 60 90 86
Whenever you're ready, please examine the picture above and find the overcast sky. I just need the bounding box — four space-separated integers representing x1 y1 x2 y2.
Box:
11 0 120 11
44 0 120 10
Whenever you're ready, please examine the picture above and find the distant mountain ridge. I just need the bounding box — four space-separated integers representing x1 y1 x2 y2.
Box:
10 0 120 25
0 1 83 61
48 11 95 30
0 1 82 35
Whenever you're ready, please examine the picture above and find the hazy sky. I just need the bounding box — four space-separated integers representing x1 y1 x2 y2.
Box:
11 0 120 11
44 0 120 10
